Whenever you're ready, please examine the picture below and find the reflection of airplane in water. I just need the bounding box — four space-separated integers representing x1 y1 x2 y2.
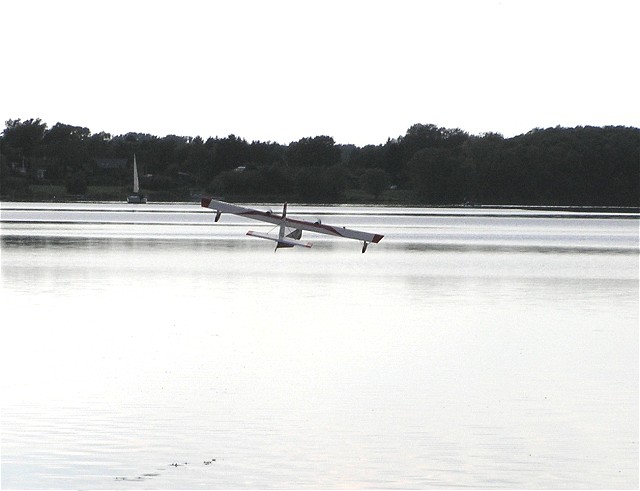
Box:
201 198 384 253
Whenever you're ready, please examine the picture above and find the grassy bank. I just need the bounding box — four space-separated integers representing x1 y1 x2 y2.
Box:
3 184 416 205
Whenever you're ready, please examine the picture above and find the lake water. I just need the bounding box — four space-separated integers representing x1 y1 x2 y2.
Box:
1 202 638 489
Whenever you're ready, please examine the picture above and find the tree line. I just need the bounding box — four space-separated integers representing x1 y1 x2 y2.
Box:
0 118 638 207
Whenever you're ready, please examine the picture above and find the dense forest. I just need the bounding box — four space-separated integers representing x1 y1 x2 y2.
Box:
0 118 638 207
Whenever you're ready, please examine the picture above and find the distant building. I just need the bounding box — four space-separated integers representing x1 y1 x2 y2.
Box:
9 161 27 175
96 158 127 170
9 157 55 180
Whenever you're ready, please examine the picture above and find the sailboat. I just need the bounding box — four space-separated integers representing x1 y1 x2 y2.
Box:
127 154 147 203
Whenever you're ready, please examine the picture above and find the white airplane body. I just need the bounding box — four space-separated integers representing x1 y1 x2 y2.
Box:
201 198 383 252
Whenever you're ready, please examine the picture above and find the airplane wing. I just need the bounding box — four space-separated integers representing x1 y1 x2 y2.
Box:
201 198 284 226
201 198 383 251
282 215 384 244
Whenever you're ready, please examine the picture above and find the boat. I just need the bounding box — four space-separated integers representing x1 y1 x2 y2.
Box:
127 154 147 203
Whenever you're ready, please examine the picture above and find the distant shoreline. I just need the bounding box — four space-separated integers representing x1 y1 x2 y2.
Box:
3 122 638 209
2 198 638 216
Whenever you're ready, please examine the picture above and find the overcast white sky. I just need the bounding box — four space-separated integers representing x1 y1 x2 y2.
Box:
1 0 638 146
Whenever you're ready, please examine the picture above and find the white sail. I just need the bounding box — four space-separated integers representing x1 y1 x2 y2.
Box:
133 154 139 194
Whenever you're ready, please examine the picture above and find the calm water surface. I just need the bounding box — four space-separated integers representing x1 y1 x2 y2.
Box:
1 202 638 489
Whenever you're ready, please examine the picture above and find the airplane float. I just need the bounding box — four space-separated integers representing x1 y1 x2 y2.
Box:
201 198 384 253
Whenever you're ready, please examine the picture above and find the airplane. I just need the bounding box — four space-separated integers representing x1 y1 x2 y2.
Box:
201 198 384 253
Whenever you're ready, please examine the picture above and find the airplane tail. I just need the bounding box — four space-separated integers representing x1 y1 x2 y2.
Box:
246 231 312 249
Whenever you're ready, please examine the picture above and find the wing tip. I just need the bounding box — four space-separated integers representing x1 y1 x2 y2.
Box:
372 234 384 243
201 197 212 208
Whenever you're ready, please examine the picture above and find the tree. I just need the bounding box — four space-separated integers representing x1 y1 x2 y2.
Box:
1 118 47 160
215 134 251 172
41 123 92 179
360 168 389 200
407 148 463 204
287 136 340 168
0 117 637 206
295 166 327 201
346 144 385 170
